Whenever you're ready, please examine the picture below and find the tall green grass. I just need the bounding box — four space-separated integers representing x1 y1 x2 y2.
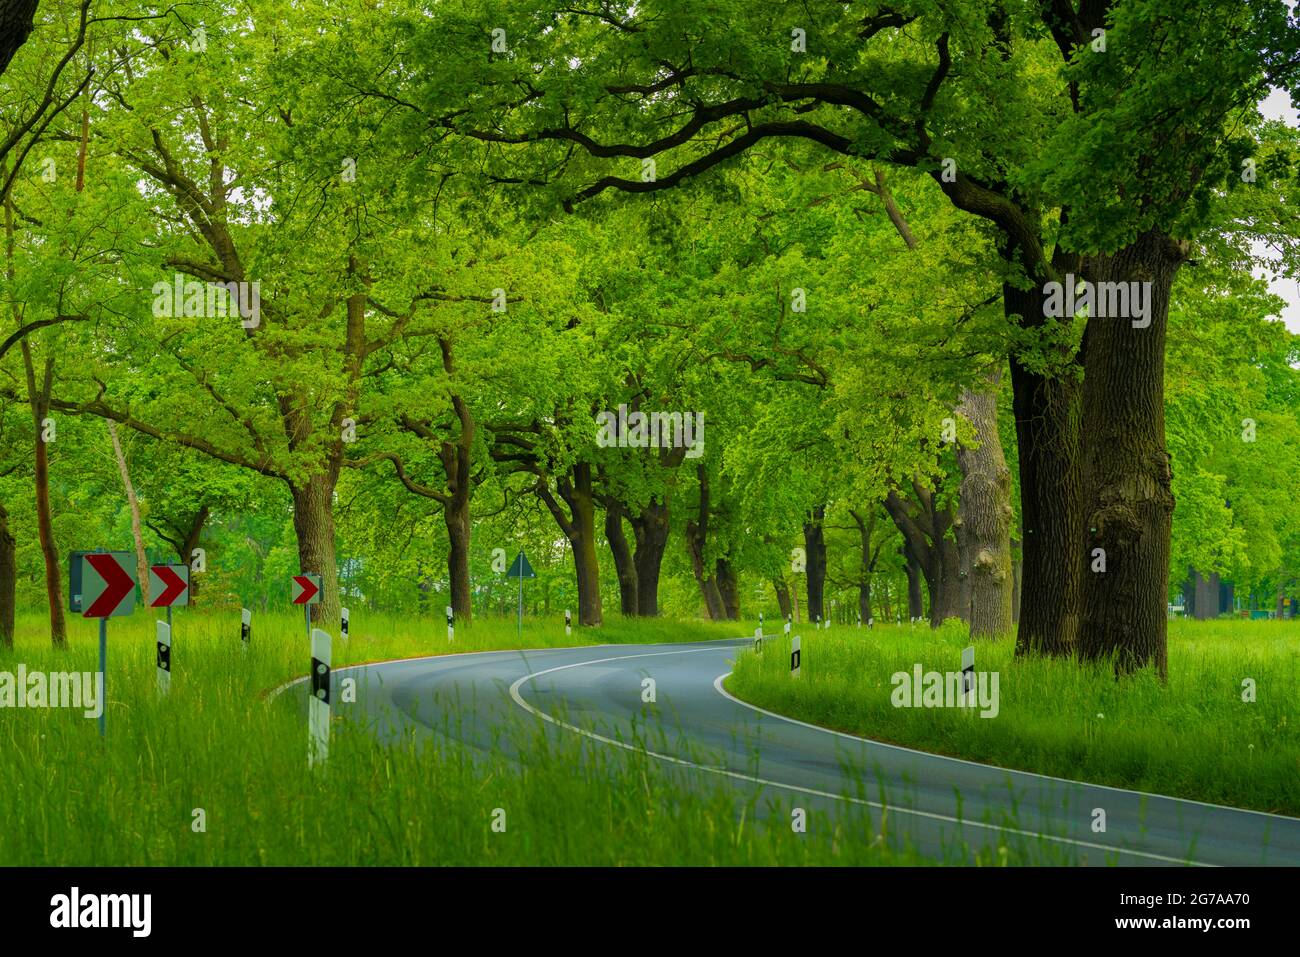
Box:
0 607 986 865
726 618 1300 816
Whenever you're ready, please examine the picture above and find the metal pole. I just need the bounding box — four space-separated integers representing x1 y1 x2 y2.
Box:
98 617 107 737
304 601 310 644
517 574 523 636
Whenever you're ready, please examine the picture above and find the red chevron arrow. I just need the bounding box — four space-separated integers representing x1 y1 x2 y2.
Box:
150 565 187 607
292 575 319 605
84 553 134 617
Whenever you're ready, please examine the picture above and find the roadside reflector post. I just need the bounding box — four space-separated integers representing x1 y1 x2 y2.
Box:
790 634 801 677
446 605 454 642
758 612 764 638
241 608 251 648
783 615 791 636
341 606 349 641
309 628 332 767
564 608 571 636
961 646 975 710
156 619 172 696
754 627 762 652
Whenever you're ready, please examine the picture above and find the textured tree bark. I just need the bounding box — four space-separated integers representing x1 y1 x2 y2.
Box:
180 506 208 602
603 499 637 615
849 507 881 624
629 497 670 616
903 544 924 620
108 421 151 605
955 376 1014 638
22 351 65 647
772 577 792 620
444 496 472 622
1076 231 1183 678
0 0 38 77
802 504 826 622
686 464 725 620
290 476 341 629
1007 285 1085 658
1011 542 1022 624
715 558 740 620
0 499 14 648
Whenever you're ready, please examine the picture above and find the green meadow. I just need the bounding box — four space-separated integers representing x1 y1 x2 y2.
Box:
0 610 971 866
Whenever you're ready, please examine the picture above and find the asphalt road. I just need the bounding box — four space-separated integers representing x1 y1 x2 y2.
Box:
283 637 1300 866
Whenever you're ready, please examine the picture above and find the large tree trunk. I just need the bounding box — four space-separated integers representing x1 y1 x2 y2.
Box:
955 375 1014 638
802 504 826 622
290 475 341 629
715 558 740 620
603 499 637 615
180 506 208 602
1076 231 1182 677
567 467 603 626
1007 285 1085 658
686 464 726 620
1011 539 1022 624
0 500 14 648
772 577 792 620
108 421 151 605
22 350 65 648
444 492 472 622
903 544 924 620
630 498 670 616
537 464 603 626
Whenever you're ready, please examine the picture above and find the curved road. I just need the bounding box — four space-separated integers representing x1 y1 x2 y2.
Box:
281 637 1300 866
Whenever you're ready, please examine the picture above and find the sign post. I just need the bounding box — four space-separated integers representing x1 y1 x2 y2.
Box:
79 552 136 737
507 551 536 636
291 573 322 643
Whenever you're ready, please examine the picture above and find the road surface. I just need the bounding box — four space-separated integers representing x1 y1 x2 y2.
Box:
279 637 1300 866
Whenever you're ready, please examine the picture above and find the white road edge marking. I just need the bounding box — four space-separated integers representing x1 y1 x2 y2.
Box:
507 648 1210 867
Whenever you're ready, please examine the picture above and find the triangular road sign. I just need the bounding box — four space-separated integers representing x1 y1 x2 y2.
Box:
507 551 536 579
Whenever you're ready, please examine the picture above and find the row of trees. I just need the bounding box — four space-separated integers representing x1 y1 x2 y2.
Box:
1 1 1297 676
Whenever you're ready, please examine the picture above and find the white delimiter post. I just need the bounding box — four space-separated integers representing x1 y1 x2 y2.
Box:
241 607 251 648
309 628 332 767
961 645 975 710
790 634 801 677
156 620 171 696
446 605 454 642
341 606 350 641
565 609 572 636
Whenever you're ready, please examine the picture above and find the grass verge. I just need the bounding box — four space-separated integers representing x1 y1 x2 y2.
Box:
724 618 1300 817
